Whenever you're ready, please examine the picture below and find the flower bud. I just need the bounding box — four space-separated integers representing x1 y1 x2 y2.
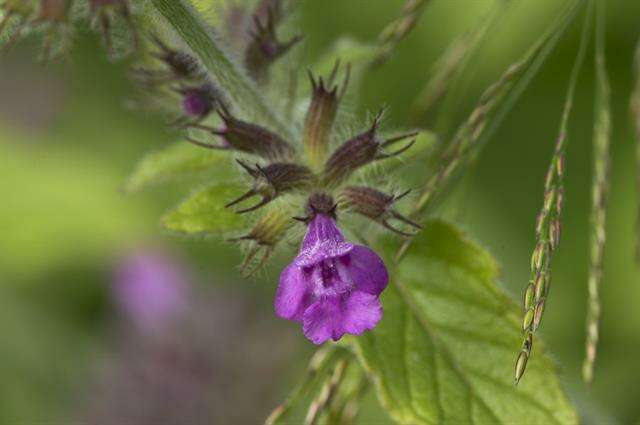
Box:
186 108 295 160
169 84 224 129
303 62 349 168
230 208 293 276
181 86 213 117
132 35 204 86
340 186 421 236
298 192 337 223
244 7 302 83
323 111 418 185
225 160 314 214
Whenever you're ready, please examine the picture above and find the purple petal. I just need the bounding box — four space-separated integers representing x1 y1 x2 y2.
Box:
340 291 382 335
346 245 389 296
302 298 340 344
296 214 353 267
301 214 345 249
301 291 382 345
114 252 187 333
275 263 311 322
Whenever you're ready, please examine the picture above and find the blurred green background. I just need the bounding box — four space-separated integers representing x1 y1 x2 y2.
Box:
1 0 639 423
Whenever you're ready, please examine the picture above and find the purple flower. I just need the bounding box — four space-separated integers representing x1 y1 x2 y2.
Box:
275 214 388 344
114 252 187 334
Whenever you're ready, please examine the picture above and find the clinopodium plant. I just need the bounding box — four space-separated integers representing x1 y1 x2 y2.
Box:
5 0 629 422
175 57 417 339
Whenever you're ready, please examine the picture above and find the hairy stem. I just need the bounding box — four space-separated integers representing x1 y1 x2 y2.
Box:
583 0 611 384
148 0 295 140
265 346 346 425
304 358 350 425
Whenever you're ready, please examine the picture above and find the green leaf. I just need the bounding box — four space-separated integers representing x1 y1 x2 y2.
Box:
352 220 577 425
148 0 295 141
162 183 247 235
125 142 231 192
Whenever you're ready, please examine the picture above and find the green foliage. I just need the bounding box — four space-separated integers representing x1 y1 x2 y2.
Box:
314 37 380 73
352 220 577 424
313 37 382 99
162 183 247 235
125 141 230 192
0 139 154 281
383 130 438 175
411 0 586 218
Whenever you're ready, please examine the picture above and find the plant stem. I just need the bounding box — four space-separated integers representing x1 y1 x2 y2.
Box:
583 0 611 384
394 0 587 264
304 358 349 425
516 0 594 385
265 346 345 425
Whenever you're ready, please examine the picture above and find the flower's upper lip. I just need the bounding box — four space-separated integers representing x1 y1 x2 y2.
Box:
294 240 353 267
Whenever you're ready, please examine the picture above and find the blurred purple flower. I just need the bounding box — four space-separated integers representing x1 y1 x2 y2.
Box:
275 214 388 344
84 284 297 425
114 252 187 334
